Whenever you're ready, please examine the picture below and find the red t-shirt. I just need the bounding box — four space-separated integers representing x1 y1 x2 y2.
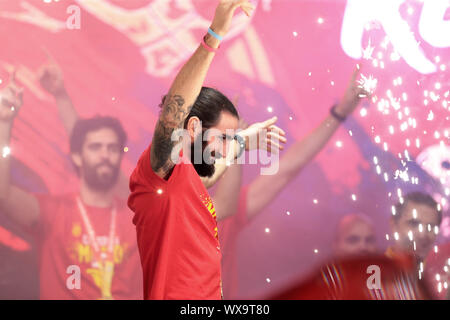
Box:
128 145 222 300
217 186 249 299
33 193 143 300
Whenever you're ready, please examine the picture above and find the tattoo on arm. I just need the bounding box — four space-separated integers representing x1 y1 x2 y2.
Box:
151 94 191 175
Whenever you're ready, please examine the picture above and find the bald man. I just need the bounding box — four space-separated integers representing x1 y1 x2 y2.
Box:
333 214 378 258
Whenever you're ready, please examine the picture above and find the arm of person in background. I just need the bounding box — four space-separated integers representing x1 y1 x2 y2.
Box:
246 66 369 219
207 117 287 220
38 51 131 199
38 50 78 135
150 0 254 179
0 70 40 228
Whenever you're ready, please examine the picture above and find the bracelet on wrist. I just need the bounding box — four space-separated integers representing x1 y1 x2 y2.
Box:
201 35 220 53
233 134 245 159
330 104 347 122
208 27 223 41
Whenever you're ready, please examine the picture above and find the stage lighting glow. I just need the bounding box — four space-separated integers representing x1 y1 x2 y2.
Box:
357 73 378 96
341 0 450 74
419 0 450 48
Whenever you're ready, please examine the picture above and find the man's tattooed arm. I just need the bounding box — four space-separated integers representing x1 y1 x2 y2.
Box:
150 94 191 177
149 37 220 179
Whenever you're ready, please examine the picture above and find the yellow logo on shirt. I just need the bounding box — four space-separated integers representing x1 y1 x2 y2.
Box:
72 223 82 238
200 194 218 239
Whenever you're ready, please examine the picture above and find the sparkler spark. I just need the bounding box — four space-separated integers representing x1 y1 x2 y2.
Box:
358 73 378 96
362 39 375 60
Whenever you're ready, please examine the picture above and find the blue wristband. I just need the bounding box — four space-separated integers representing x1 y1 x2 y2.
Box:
208 27 223 41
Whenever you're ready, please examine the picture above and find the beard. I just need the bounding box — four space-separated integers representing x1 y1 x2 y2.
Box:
83 160 120 191
190 134 216 178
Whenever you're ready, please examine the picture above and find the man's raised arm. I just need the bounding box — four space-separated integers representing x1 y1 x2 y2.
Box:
150 0 254 179
38 50 78 136
0 71 40 228
246 67 369 219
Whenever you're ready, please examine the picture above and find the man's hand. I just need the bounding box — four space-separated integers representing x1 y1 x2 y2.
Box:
237 116 287 154
0 69 40 228
0 70 23 123
37 49 78 135
210 0 255 36
335 65 369 117
38 50 66 97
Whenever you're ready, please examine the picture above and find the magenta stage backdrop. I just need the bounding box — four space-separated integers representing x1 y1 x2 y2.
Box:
0 0 449 298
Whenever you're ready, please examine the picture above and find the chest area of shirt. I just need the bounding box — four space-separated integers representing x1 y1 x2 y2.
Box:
48 206 133 266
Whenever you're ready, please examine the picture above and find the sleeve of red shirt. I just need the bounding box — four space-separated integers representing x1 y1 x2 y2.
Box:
127 145 171 225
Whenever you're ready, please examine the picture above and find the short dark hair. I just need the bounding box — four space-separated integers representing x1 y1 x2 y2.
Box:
160 87 239 129
70 116 127 154
393 192 442 224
